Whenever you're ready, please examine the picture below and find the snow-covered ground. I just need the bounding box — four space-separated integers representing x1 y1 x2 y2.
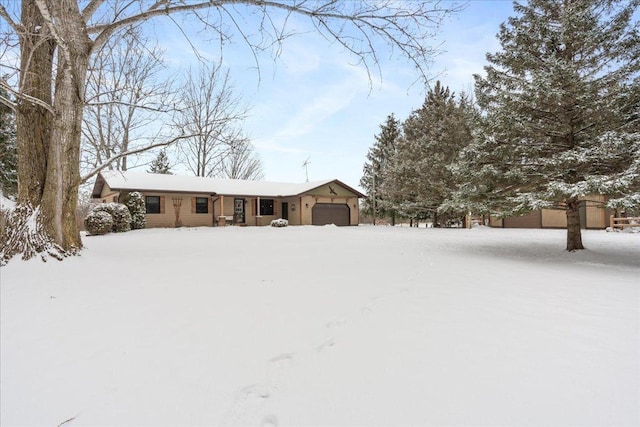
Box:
1 195 16 210
1 226 638 426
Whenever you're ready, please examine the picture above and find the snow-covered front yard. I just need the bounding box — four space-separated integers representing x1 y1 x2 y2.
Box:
1 226 638 426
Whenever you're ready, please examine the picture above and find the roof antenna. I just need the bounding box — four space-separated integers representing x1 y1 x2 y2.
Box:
302 157 311 182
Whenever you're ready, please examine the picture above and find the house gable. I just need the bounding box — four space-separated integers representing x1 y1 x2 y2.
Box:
302 180 364 198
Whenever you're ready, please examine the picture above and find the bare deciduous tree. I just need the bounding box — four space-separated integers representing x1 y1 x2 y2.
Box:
177 61 249 178
0 0 456 261
82 23 174 174
217 138 264 180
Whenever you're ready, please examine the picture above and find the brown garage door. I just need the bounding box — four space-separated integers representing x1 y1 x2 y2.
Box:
503 210 542 228
312 203 350 226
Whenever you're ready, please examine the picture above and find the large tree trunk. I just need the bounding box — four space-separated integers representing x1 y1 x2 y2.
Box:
18 0 91 252
16 0 55 206
566 197 585 251
40 1 91 251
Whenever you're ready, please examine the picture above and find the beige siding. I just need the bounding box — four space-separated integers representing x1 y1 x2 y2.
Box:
280 197 302 225
300 196 314 225
250 197 279 226
298 195 360 226
214 197 285 226
304 182 360 225
348 197 359 225
116 187 361 228
541 209 566 228
213 196 237 224
585 195 606 229
489 216 503 227
307 183 357 198
100 183 119 202
143 192 214 228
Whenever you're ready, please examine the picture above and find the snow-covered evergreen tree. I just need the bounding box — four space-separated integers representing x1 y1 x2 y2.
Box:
457 0 639 250
387 82 477 226
0 85 17 198
148 150 172 174
360 114 402 224
124 192 146 230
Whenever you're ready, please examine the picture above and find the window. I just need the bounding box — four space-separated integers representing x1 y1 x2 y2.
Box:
145 196 160 214
195 197 208 214
260 199 274 216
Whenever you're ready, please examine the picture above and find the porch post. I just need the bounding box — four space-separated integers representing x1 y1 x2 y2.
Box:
256 196 261 226
219 195 225 226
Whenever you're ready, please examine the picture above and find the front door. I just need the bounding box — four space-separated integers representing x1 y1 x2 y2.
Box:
234 198 245 223
282 202 289 220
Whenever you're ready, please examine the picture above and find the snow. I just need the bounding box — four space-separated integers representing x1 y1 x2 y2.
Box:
0 195 15 209
1 226 638 426
96 170 346 198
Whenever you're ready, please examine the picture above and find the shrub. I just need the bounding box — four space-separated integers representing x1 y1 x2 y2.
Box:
124 192 146 230
84 210 113 236
92 203 132 232
270 218 288 227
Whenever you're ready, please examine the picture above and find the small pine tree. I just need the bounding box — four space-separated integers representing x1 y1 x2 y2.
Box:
360 114 401 224
124 192 146 229
148 150 172 174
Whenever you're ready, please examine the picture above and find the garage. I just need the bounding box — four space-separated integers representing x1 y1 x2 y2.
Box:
312 203 350 226
503 211 541 228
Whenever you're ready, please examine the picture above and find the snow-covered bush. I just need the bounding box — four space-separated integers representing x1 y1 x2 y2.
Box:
92 203 131 233
84 210 113 236
124 192 146 230
270 218 288 227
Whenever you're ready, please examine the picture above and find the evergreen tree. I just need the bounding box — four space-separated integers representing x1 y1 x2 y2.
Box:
457 0 639 250
360 114 401 224
0 85 18 198
387 82 477 226
148 150 172 174
124 192 146 230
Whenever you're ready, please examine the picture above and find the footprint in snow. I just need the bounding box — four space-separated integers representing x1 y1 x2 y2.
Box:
325 319 347 329
316 338 335 352
240 384 270 400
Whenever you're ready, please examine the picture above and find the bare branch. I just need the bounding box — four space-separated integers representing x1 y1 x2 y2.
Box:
0 94 16 112
175 61 250 177
0 4 22 33
0 79 54 114
86 0 454 83
80 134 192 184
81 0 106 21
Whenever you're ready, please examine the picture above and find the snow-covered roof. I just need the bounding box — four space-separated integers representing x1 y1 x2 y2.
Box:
92 170 364 198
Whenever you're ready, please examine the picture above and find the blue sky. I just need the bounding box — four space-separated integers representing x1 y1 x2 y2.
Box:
142 1 518 191
3 1 516 191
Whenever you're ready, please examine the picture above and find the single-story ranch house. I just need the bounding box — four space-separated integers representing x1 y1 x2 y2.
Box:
91 171 364 227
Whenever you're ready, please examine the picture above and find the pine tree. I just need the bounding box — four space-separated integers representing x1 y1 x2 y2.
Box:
387 82 477 226
0 85 18 198
360 114 401 224
148 150 172 174
458 0 639 250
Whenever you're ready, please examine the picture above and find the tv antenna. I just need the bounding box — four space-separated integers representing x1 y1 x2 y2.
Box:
302 157 311 182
